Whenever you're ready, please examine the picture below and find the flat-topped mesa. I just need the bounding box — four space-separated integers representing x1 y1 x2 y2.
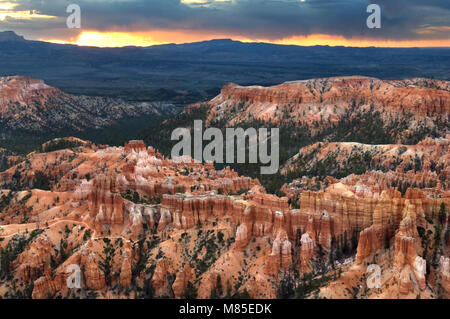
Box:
161 193 239 229
296 185 374 238
194 77 450 144
159 192 276 239
208 77 449 123
0 76 61 112
0 75 176 134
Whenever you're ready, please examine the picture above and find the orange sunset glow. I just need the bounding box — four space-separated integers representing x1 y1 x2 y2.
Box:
2 0 449 48
42 30 450 48
0 2 56 21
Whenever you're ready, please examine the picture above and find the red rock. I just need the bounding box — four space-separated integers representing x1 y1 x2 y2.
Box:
201 77 449 131
265 231 292 274
120 255 132 289
0 130 448 299
439 257 450 294
124 140 147 153
32 275 57 299
152 259 170 297
300 233 315 273
318 212 332 251
172 264 195 298
234 223 250 250
399 265 414 295
0 76 60 113
87 174 125 231
81 248 106 290
13 235 53 283
356 226 376 265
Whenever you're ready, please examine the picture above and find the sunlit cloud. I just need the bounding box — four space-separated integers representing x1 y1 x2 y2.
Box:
2 0 450 48
0 2 57 21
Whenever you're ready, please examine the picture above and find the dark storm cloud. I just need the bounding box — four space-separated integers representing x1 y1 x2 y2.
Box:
3 0 450 41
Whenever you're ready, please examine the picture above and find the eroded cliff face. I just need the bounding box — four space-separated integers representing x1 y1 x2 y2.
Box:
190 76 449 143
282 137 449 186
0 76 176 134
0 76 60 112
202 76 449 125
0 76 448 299
0 137 447 299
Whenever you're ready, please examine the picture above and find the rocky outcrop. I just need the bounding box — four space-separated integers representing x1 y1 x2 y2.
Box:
235 223 250 250
0 76 60 111
0 135 448 299
13 236 53 283
265 231 292 274
439 256 450 294
32 274 57 299
124 140 147 154
318 212 332 251
300 233 315 273
87 174 125 232
152 259 170 297
120 254 133 289
172 265 195 298
398 265 415 295
392 203 426 293
202 77 449 128
282 138 449 188
355 226 376 264
81 249 106 291
0 75 176 134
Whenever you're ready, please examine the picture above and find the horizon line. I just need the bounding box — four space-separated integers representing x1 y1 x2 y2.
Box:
0 30 445 49
41 37 450 50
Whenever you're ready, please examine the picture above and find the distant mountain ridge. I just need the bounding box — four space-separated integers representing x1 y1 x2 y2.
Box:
0 31 25 42
0 31 448 102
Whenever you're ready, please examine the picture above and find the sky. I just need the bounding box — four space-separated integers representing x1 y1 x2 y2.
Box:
0 0 449 47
